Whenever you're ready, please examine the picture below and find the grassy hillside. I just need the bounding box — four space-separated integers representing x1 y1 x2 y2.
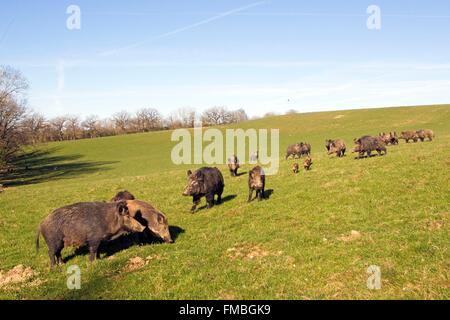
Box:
0 105 449 299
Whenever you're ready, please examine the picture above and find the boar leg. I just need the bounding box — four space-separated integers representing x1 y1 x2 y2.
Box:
258 189 264 201
88 241 101 262
56 248 64 265
191 196 201 212
206 193 215 209
248 189 254 202
47 249 57 268
216 191 222 205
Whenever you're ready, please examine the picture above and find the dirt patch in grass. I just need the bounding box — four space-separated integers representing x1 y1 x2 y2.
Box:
121 254 163 272
217 291 236 300
226 244 282 261
337 230 362 242
0 265 39 290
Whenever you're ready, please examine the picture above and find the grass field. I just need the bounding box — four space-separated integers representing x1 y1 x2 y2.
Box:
0 105 449 299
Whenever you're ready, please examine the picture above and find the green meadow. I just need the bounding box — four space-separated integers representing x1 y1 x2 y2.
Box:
0 105 449 299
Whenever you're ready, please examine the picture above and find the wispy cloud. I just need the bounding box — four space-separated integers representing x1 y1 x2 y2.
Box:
98 1 268 57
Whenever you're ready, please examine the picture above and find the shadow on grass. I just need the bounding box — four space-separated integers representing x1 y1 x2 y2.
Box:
264 189 274 199
193 194 237 212
63 226 185 263
0 147 117 187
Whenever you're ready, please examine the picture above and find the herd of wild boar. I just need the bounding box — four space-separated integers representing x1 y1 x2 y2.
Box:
36 128 434 267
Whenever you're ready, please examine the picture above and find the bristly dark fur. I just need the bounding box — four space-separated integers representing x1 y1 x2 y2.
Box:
183 167 224 212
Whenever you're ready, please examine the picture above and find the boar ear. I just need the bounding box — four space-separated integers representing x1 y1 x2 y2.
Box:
187 170 192 177
195 170 204 181
157 214 165 224
116 201 129 216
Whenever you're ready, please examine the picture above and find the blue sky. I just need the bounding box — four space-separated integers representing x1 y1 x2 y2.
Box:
1 0 450 118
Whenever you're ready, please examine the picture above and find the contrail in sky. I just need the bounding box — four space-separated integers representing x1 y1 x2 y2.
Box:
0 17 15 47
98 1 268 57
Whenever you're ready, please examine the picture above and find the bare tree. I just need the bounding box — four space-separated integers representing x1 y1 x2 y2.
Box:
135 108 162 132
22 112 46 144
82 115 100 139
229 108 248 123
0 66 29 166
49 116 67 141
177 107 196 128
112 111 131 133
201 106 232 126
66 115 80 140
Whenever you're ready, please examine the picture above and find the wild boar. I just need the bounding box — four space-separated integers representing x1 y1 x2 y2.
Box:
378 132 391 145
389 132 399 145
111 190 136 202
248 166 265 202
36 201 145 267
327 139 346 157
183 167 225 212
125 200 173 244
286 143 301 159
299 142 311 157
303 157 313 170
325 139 333 152
400 131 419 143
416 129 434 142
292 163 299 174
227 155 240 177
353 135 387 159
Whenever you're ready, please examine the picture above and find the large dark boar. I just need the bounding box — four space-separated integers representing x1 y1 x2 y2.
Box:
227 155 240 177
400 131 419 143
36 201 145 267
183 167 224 212
326 139 346 157
353 135 387 159
286 143 301 159
248 166 265 202
416 129 434 142
125 200 173 243
111 190 135 202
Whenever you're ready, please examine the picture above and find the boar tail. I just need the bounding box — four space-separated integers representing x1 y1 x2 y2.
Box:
35 227 40 254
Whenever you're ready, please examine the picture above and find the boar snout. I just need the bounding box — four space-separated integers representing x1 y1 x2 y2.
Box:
164 236 174 243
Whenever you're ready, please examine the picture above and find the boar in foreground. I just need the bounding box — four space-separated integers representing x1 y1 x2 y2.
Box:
416 129 434 142
125 200 173 244
353 136 387 159
183 167 224 212
36 201 145 267
111 190 136 202
292 163 299 174
227 155 240 177
400 131 419 143
248 166 266 202
326 139 346 157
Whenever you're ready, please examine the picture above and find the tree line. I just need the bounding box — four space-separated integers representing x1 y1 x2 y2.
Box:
0 66 249 169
